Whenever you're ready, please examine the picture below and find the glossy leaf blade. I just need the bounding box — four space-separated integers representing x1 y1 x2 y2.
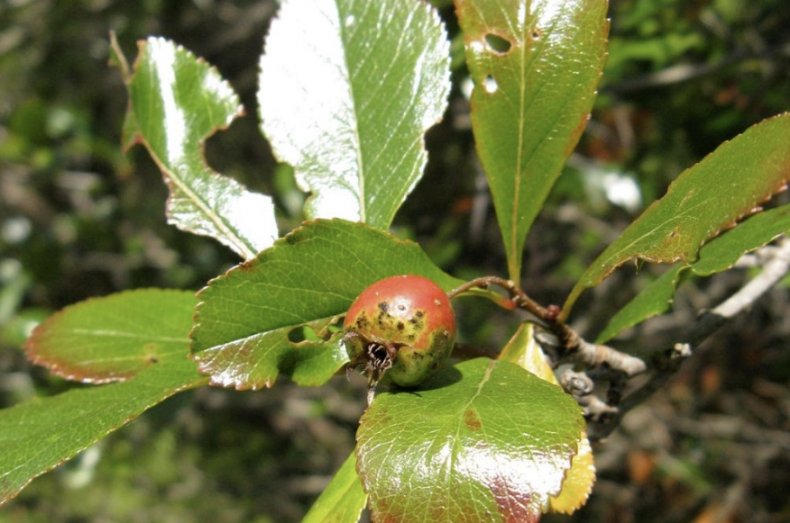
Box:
595 267 683 343
549 436 595 514
0 356 206 506
25 290 195 383
597 204 790 342
564 113 790 316
120 37 277 259
356 358 584 523
456 0 609 280
303 452 367 523
689 204 790 277
499 323 595 514
191 219 462 390
499 322 555 383
258 0 451 228
287 337 352 388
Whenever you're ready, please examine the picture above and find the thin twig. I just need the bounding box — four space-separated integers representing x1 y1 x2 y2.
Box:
449 276 647 377
590 238 790 440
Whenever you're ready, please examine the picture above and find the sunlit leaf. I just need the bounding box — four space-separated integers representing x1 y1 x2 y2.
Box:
0 356 206 506
286 335 350 388
564 113 790 317
116 37 277 259
302 452 367 523
357 358 584 523
499 323 595 514
191 219 462 390
549 436 595 514
25 290 194 383
597 203 790 342
258 0 450 228
456 0 609 280
498 322 555 383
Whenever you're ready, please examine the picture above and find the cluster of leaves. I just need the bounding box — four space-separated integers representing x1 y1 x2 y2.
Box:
0 0 254 342
2 0 789 521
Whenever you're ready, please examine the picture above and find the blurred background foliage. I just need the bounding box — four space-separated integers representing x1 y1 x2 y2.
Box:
1 0 788 521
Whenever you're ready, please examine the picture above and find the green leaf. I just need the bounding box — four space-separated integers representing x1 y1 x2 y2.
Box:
191 219 462 390
689 205 790 277
284 325 351 388
356 358 584 523
258 0 450 228
455 0 609 280
303 452 367 523
564 114 790 317
498 323 595 514
25 290 195 383
596 266 684 343
0 356 206 506
117 37 277 259
549 435 595 515
597 204 790 342
498 322 554 382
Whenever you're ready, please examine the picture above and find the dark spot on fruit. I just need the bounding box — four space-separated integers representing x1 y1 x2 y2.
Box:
342 274 456 387
369 344 388 361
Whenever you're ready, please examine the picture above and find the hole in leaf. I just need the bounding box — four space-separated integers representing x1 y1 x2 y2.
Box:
287 326 307 343
531 27 542 39
485 33 512 54
483 75 498 94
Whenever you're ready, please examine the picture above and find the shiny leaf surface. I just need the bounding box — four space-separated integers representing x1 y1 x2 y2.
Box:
498 322 555 383
25 290 194 383
499 323 595 514
287 335 351 388
597 204 790 342
356 358 584 522
118 37 277 259
258 0 450 228
549 436 595 514
303 452 367 523
456 0 609 280
191 219 462 390
564 114 790 317
0 356 206 506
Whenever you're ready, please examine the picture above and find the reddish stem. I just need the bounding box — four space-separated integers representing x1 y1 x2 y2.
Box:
448 275 577 355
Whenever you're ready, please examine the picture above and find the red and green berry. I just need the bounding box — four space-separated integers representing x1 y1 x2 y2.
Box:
343 274 456 387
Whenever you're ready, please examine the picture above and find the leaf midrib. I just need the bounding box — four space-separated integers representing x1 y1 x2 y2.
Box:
136 45 256 259
335 0 368 223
